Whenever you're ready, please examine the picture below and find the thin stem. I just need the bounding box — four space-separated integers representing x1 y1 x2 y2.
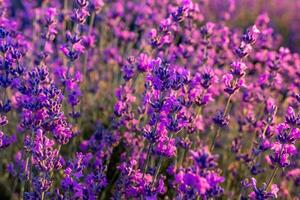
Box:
20 130 35 199
210 94 232 151
57 145 62 154
142 143 152 178
20 152 30 199
142 92 165 177
250 124 268 156
50 145 62 178
62 0 68 41
83 12 96 82
266 165 278 191
224 94 233 115
88 13 96 36
262 124 269 136
177 138 187 169
210 127 221 151
20 181 25 200
177 150 183 170
266 141 285 191
62 61 72 96
41 191 45 200
151 157 163 186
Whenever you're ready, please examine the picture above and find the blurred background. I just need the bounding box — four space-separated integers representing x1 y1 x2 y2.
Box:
207 0 300 53
7 0 300 53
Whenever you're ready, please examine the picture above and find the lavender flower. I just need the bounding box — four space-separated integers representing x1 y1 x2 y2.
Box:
0 1 299 199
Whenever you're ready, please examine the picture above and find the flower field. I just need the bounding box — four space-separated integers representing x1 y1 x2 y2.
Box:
0 0 300 199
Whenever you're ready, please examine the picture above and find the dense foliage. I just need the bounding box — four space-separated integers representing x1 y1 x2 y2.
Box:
0 0 299 199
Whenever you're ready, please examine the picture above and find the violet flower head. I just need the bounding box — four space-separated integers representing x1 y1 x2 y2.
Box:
285 106 300 127
269 113 300 167
190 146 218 169
200 22 215 38
276 123 300 144
242 25 261 44
222 74 243 95
0 131 15 149
230 61 247 78
0 1 300 199
213 110 229 128
171 1 190 23
264 99 278 125
235 25 260 58
175 146 224 199
76 0 89 8
137 53 150 72
199 68 215 89
0 115 8 126
149 58 174 91
89 0 104 13
71 8 90 24
246 178 279 200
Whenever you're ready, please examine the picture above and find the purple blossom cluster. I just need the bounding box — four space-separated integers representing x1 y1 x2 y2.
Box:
0 0 299 199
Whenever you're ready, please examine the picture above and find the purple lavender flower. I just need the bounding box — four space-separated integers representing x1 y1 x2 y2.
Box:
213 111 230 128
245 178 279 200
0 1 299 199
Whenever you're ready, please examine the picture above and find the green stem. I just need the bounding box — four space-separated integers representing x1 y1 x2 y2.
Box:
152 157 163 186
62 0 68 39
62 61 72 96
20 130 35 198
262 124 269 136
224 94 233 115
251 125 267 153
266 165 278 191
41 191 45 200
83 12 96 82
210 127 221 152
142 144 152 178
250 124 268 157
88 13 96 36
178 145 187 169
20 153 30 199
210 95 232 151
20 181 25 200
266 143 284 191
